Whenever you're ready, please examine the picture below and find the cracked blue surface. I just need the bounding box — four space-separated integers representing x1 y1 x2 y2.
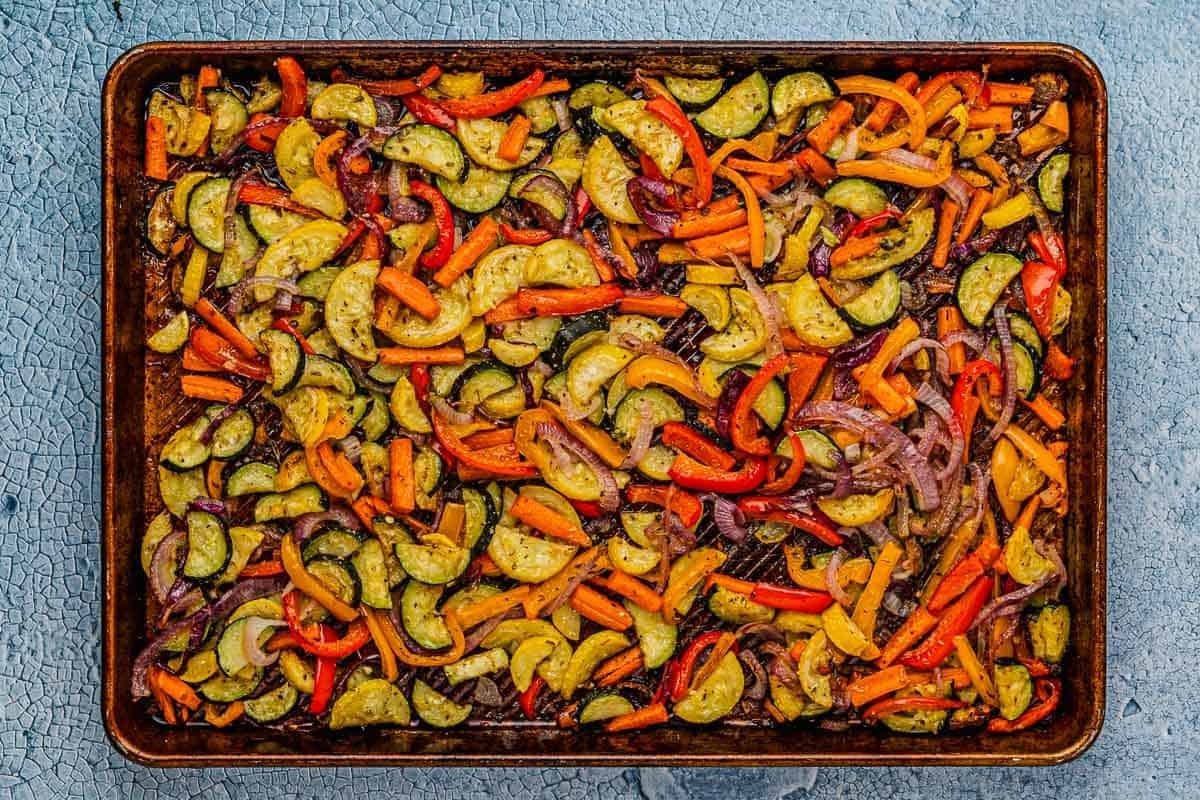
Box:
0 0 1195 797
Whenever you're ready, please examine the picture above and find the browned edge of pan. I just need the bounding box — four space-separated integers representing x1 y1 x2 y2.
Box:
102 40 1107 768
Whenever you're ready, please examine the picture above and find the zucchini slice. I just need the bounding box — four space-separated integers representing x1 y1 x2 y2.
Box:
260 329 306 393
461 486 497 553
248 204 310 243
608 535 660 576
209 408 255 460
215 525 266 585
988 337 1042 400
183 511 231 581
566 343 635 406
625 601 676 669
140 511 174 576
995 663 1034 721
582 135 641 224
956 252 1024 327
243 682 299 723
840 269 902 331
273 118 321 191
525 239 599 288
786 274 854 348
579 691 635 724
487 524 576 583
145 188 177 255
456 117 546 171
568 81 630 111
823 178 889 218
199 668 262 703
325 259 380 361
664 74 725 106
511 635 560 692
252 219 348 302
147 311 190 354
203 90 249 154
770 71 838 118
1038 153 1070 213
158 465 208 518
171 171 214 224
469 244 533 316
329 679 411 729
350 539 392 610
612 387 684 443
400 581 451 650
311 83 378 127
830 207 935 281
383 123 467 181
411 679 472 728
217 616 271 677
694 71 770 139
380 277 472 348
444 648 509 686
776 429 840 471
254 484 327 522
1007 312 1045 358
187 177 232 253
547 128 586 187
817 488 895 527
214 211 261 288
393 538 470 585
560 631 629 698
519 95 559 133
673 650 745 724
159 416 211 472
305 555 362 608
302 528 363 560
298 354 355 396
709 584 776 624
436 163 512 213
700 287 768 361
596 99 685 177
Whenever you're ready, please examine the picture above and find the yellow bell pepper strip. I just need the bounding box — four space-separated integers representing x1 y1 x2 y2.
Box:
837 140 954 188
646 96 712 207
360 604 399 682
988 678 1061 733
1002 425 1067 487
432 409 539 479
707 131 780 169
920 513 987 605
714 165 764 267
851 539 904 640
952 634 1000 707
915 70 983 107
377 606 467 667
538 400 627 469
623 355 716 410
280 533 360 623
846 664 909 707
730 353 790 455
991 437 1022 522
662 548 726 624
835 75 927 150
438 68 545 118
851 316 920 416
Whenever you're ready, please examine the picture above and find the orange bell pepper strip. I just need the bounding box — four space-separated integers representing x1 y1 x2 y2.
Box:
625 484 703 528
528 78 571 98
1043 342 1075 381
537 400 627 469
317 441 364 495
671 206 747 239
497 114 533 162
594 647 645 687
900 576 992 670
509 495 592 548
581 229 617 282
515 284 624 316
280 533 360 623
388 438 415 513
591 572 662 613
378 346 465 366
837 142 954 188
926 531 1002 614
730 353 790 455
915 70 983 107
1022 393 1066 431
624 355 716 410
453 585 532 630
722 157 793 178
360 604 399 683
760 433 806 495
715 165 764 267
144 116 168 180
846 665 910 707
645 95 713 207
786 352 828 422
194 297 261 361
432 410 538 478
1002 425 1067 487
661 422 735 471
204 700 245 728
237 182 323 217
238 559 285 578
604 702 669 732
275 56 307 117
148 670 177 725
432 216 499 287
152 668 203 712
377 607 467 667
852 539 905 640
876 606 939 668
181 375 243 403
377 267 442 320
932 198 960 269
686 225 751 260
661 548 726 624
351 495 391 530
570 585 634 631
439 69 545 118
835 75 927 150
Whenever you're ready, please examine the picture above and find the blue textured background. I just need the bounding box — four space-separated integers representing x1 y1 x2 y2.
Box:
0 0 1195 797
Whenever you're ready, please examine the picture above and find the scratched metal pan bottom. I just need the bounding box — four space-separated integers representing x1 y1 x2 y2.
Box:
101 40 1107 767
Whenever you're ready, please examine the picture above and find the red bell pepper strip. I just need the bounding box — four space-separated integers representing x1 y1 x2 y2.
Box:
671 631 727 702
737 496 845 546
652 659 679 706
847 208 903 240
1021 260 1060 338
760 431 806 495
271 317 316 355
660 422 735 471
239 559 285 578
500 223 553 245
519 675 545 720
238 183 321 217
574 186 592 228
431 409 539 478
926 534 1002 613
402 93 456 131
645 95 713 207
243 113 288 152
862 695 967 723
625 484 703 528
668 453 767 493
409 363 431 413
1028 230 1066 277
275 57 308 117
900 576 992 670
309 629 336 715
731 353 791 455
336 64 442 97
950 359 1002 429
281 591 372 660
987 678 1061 732
569 499 604 519
438 69 545 119
749 583 834 613
408 180 455 269
515 284 625 317
331 218 368 259
189 327 270 382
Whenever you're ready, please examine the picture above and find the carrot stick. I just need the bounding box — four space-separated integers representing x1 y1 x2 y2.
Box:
313 130 348 187
830 234 884 267
604 702 669 732
153 668 202 711
715 165 764 267
462 428 515 449
510 495 592 548
388 438 415 513
149 671 177 725
204 700 245 728
471 552 503 577
806 99 855 153
875 606 939 668
454 585 531 630
377 346 465 365
569 585 633 631
497 114 533 162
932 199 960 269
482 295 529 325
594 647 645 687
377 267 442 320
591 571 662 613
529 78 571 98
672 207 747 239
581 229 617 283
986 82 1035 105
938 306 967 374
144 116 169 180
523 547 602 619
352 494 391 530
617 294 689 318
181 346 220 373
722 157 793 178
846 665 909 707
317 441 364 495
956 188 991 244
705 573 756 595
687 225 751 260
433 217 499 288
1022 393 1066 431
865 71 920 132
194 298 259 360
181 375 243 402
967 106 1014 133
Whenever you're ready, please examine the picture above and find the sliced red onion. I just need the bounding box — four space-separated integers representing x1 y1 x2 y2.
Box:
157 583 203 627
831 452 853 499
337 435 363 466
293 506 363 543
738 650 768 700
1036 539 1068 596
831 329 888 369
826 548 853 607
851 441 901 475
734 621 786 643
228 274 301 313
198 402 240 444
535 422 620 512
986 303 1018 444
223 171 258 257
473 676 504 706
940 174 973 208
273 289 295 313
345 357 394 395
462 607 522 653
338 134 380 214
837 126 861 164
939 328 989 355
794 402 941 511
619 400 655 470
715 369 751 439
768 655 802 693
149 529 186 604
242 616 288 667
733 257 784 358
1022 184 1065 265
626 176 680 236
894 490 911 538
878 148 939 172
188 497 227 516
861 520 897 548
517 174 572 232
552 97 571 132
544 549 600 617
810 240 832 278
432 397 474 426
213 116 287 163
890 338 951 388
882 590 916 618
701 493 748 544
915 383 964 482
949 228 1003 263
969 571 1056 632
